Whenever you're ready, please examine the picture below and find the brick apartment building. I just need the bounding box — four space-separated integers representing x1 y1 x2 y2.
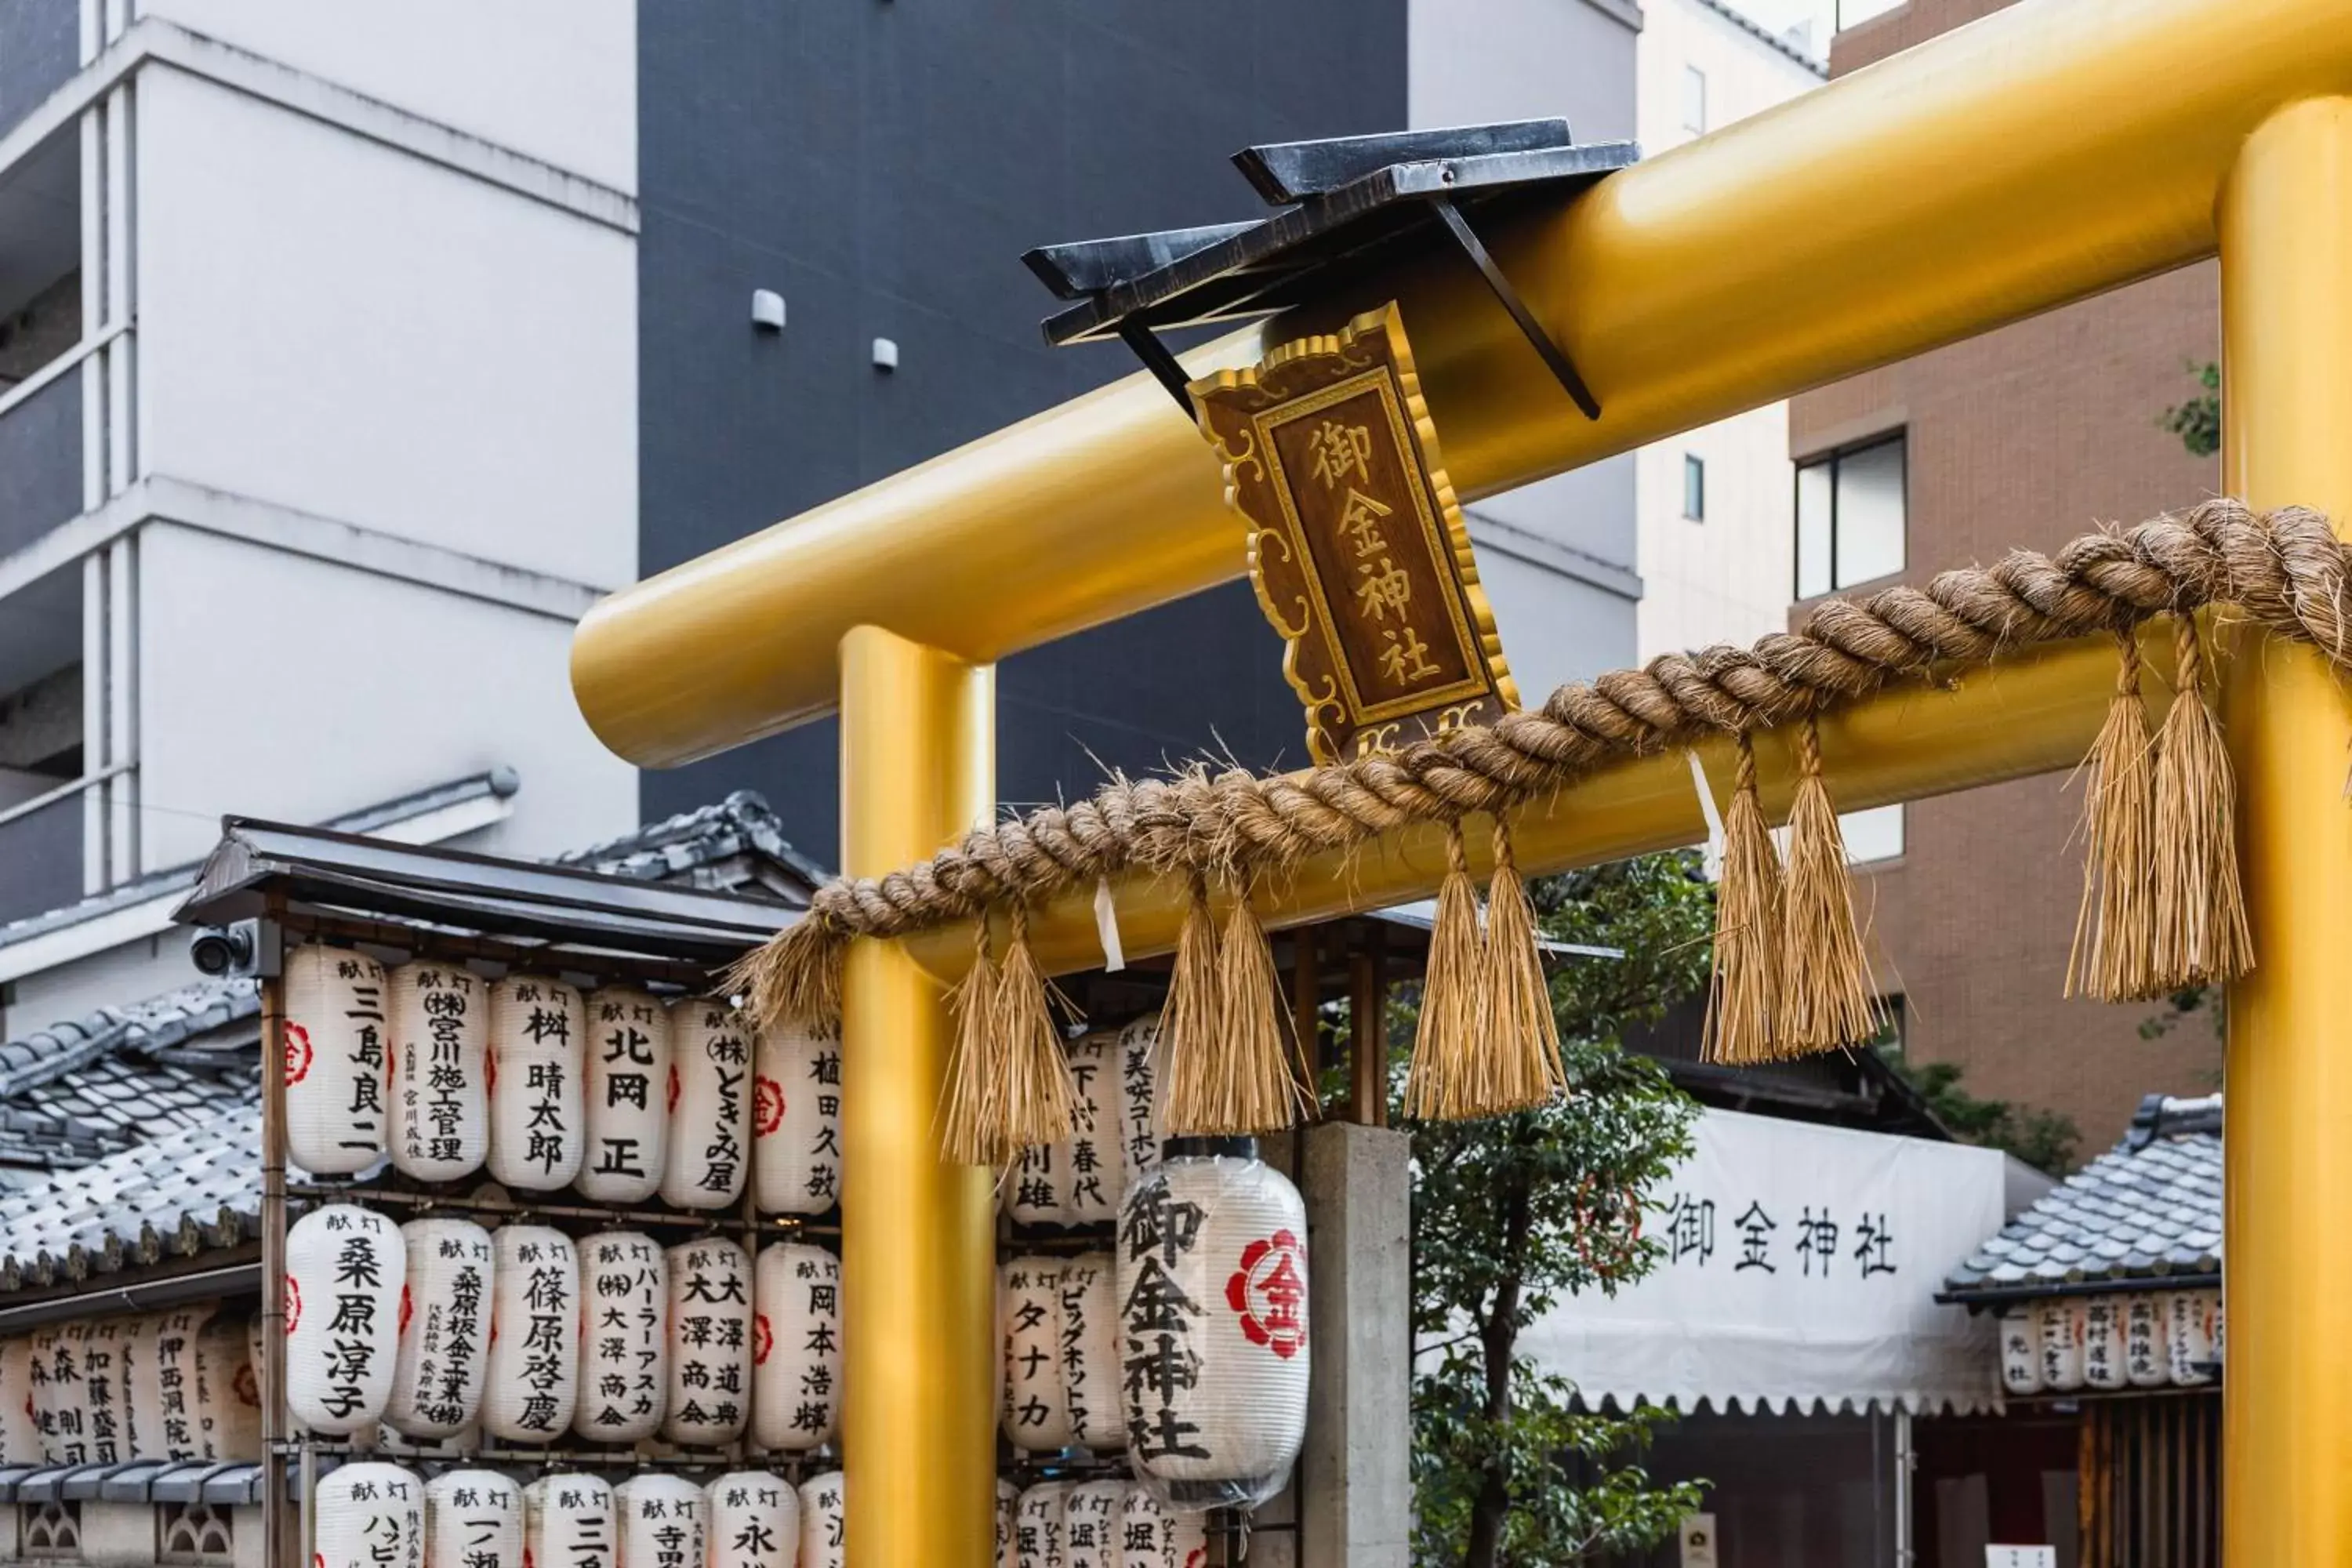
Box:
1790 0 2223 1151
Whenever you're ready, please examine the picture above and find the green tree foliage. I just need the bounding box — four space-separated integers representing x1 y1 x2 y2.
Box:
1893 1059 2080 1174
2161 361 2220 459
1406 854 1712 1567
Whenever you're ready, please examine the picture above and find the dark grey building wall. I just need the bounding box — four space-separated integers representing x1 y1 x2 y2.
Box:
637 1 1408 865
0 0 77 143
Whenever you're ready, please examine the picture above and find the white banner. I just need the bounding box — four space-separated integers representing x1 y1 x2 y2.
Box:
1520 1108 2005 1415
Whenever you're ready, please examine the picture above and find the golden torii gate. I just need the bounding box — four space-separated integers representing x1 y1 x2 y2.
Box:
570 0 2352 1560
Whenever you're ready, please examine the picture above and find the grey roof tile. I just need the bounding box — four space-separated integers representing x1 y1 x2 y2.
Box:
1944 1092 2222 1300
554 789 826 903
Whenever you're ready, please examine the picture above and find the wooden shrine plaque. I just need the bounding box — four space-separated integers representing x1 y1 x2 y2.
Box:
1191 303 1519 764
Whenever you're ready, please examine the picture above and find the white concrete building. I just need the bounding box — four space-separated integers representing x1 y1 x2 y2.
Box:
1634 0 1824 662
0 0 640 1017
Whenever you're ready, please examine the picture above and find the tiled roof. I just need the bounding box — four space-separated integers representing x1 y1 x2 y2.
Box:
1942 1093 2222 1301
0 978 260 1178
554 789 826 903
0 1105 257 1290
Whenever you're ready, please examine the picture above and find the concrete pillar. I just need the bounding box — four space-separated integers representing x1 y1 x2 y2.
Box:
1298 1121 1411 1568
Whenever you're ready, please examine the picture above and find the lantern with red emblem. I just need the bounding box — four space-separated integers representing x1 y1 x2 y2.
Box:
1115 1137 1308 1512
751 1241 840 1452
283 943 391 1177
751 1019 841 1217
383 1217 492 1439
286 1203 406 1436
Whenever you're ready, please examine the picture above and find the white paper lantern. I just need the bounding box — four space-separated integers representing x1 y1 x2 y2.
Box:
1000 1256 1073 1452
0 1336 42 1463
1116 1014 1167 1193
752 1241 840 1452
524 1474 615 1568
704 1472 798 1568
1118 1141 1309 1509
1062 1482 1125 1568
285 943 393 1177
1120 1486 1208 1568
2168 1289 2217 1385
662 1001 753 1210
145 1308 209 1461
615 1475 702 1568
2123 1294 2169 1388
388 964 489 1182
1006 1034 1123 1228
318 1463 424 1568
2082 1297 2128 1390
797 1472 844 1568
110 1314 157 1460
425 1469 521 1568
289 1203 406 1436
484 1225 579 1443
2036 1298 2085 1393
578 989 671 1203
1994 1307 2042 1396
753 1018 842 1216
67 1322 112 1461
1016 1482 1071 1568
194 1315 260 1461
1058 1252 1120 1450
663 1238 752 1445
383 1218 493 1439
487 975 586 1191
574 1231 667 1442
996 1479 1020 1568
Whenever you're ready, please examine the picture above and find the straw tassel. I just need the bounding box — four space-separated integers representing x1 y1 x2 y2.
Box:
2151 612 2252 990
1160 873 1227 1135
725 913 848 1033
936 915 1005 1167
1403 818 1489 1121
1178 883 1312 1135
2066 630 2161 1001
1704 733 1784 1065
1777 714 1883 1053
1482 815 1565 1111
993 902 1081 1155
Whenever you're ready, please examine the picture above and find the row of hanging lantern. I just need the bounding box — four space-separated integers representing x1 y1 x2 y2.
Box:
1996 1289 2223 1395
282 1203 841 1453
281 943 841 1214
999 1477 1210 1568
314 1464 849 1568
0 1304 263 1466
997 1013 1312 1527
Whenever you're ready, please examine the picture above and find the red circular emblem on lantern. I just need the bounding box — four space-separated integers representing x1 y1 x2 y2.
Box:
397 1284 414 1339
667 1064 682 1113
1225 1229 1307 1360
485 1048 496 1095
284 1024 314 1086
232 1362 260 1406
284 1275 303 1335
753 1076 786 1138
753 1313 774 1367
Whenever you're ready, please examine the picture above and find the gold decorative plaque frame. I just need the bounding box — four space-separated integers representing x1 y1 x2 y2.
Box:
1190 303 1519 764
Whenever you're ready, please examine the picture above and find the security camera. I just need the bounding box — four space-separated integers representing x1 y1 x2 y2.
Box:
190 919 271 978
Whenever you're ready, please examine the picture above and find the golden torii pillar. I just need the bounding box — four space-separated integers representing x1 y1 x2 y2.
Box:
570 2 2352 1560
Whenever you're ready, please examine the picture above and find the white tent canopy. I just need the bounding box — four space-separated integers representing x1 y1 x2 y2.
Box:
1522 1108 2032 1417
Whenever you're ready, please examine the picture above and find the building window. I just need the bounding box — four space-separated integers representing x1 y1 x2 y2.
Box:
1682 453 1705 521
1840 802 1904 865
1795 431 1907 597
1682 65 1708 136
